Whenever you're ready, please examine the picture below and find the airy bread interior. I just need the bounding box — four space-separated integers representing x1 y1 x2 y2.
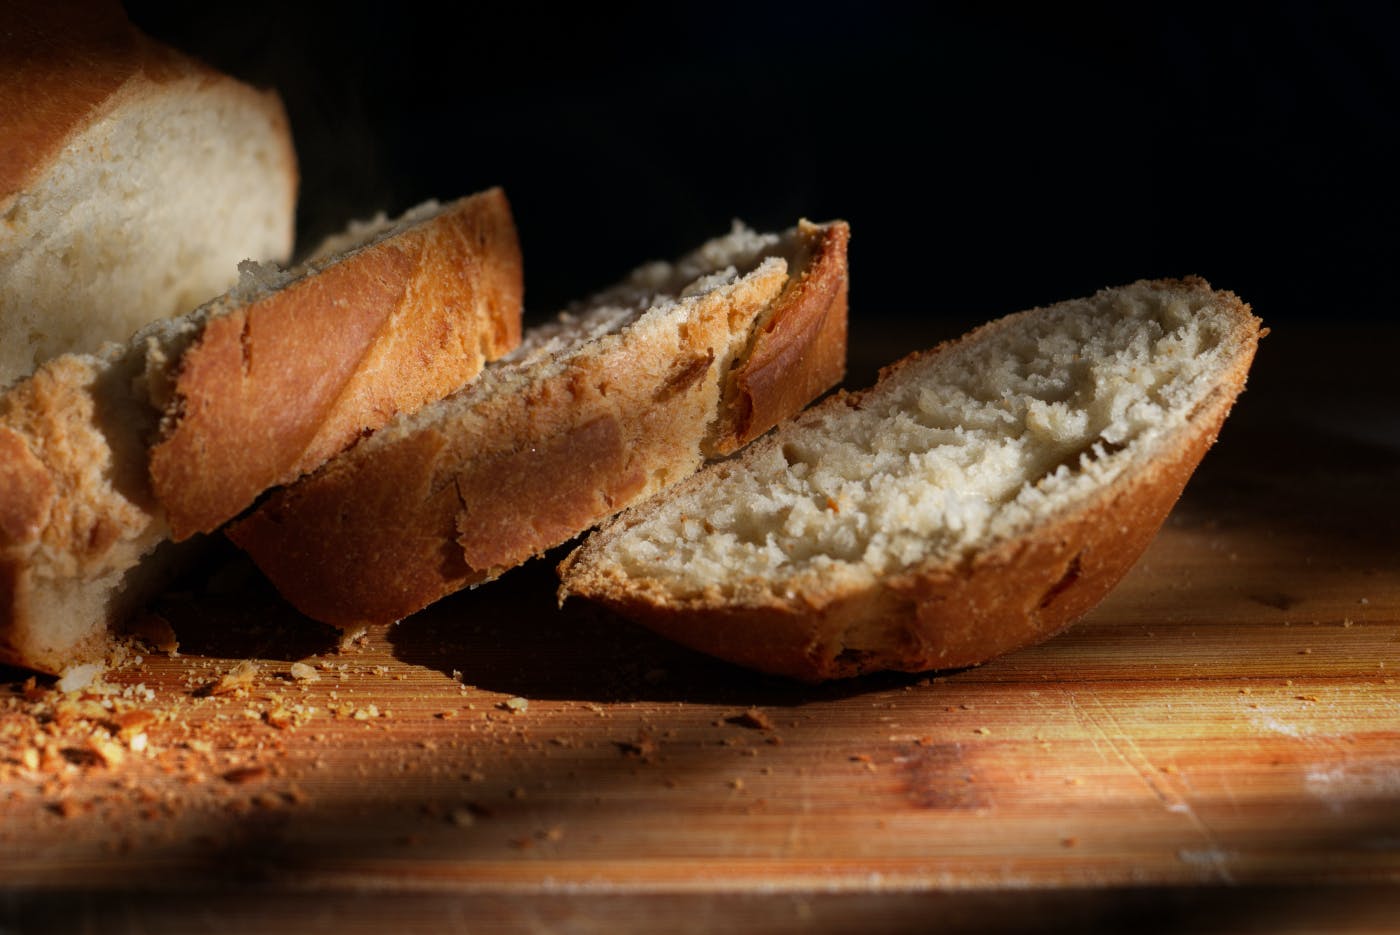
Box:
0 76 294 385
589 281 1252 601
368 222 787 453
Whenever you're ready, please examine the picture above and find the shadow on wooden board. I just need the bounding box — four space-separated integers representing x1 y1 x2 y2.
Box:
6 883 1400 935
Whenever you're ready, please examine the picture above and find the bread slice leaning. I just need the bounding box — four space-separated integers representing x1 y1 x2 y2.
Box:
229 219 850 628
0 0 297 385
559 278 1263 681
0 190 523 674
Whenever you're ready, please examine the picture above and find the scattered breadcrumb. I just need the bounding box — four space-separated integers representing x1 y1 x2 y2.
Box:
339 627 369 651
197 661 259 697
726 708 775 731
616 736 658 761
50 799 82 819
222 766 268 785
56 664 103 694
112 710 156 739
86 736 125 768
289 662 320 683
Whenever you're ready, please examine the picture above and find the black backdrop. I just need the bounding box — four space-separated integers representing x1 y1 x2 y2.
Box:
125 1 1398 332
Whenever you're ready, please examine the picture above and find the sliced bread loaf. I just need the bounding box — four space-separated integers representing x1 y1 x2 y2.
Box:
558 278 1263 681
0 0 297 385
228 219 850 628
0 190 523 674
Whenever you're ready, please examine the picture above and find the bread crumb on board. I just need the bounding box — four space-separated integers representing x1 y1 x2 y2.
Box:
55 664 104 694
725 708 775 731
195 661 259 697
289 662 320 683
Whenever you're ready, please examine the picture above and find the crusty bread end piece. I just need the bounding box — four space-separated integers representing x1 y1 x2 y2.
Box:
229 220 850 628
559 278 1263 681
0 0 297 385
0 190 523 674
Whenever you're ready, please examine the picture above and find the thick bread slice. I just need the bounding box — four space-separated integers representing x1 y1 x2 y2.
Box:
0 191 523 674
151 190 523 539
559 278 1263 681
229 220 850 628
0 0 296 385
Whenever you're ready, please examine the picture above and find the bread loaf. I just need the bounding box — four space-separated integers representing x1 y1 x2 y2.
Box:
559 278 1263 681
229 219 849 628
0 0 297 385
0 191 523 674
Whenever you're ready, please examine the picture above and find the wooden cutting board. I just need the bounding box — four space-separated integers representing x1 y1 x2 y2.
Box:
1 323 1397 934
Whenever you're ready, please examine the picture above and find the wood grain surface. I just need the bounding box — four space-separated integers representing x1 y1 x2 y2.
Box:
1 323 1397 934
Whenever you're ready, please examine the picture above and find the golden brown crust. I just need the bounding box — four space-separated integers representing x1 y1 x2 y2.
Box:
0 1 294 218
0 419 61 670
455 415 647 574
559 280 1263 681
233 426 469 627
150 189 524 540
0 560 27 667
0 428 53 550
0 353 155 569
710 221 849 455
230 223 850 628
0 350 163 672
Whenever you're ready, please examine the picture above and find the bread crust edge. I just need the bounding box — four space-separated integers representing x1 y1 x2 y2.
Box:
151 188 523 540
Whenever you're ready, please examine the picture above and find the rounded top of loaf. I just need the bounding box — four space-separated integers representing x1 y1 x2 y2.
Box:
0 0 264 213
0 0 297 385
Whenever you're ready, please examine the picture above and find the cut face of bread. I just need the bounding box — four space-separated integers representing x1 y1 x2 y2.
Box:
559 278 1263 681
228 220 850 629
0 191 523 674
0 0 297 385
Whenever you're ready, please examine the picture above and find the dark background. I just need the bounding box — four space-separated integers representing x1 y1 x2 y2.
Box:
124 1 1398 336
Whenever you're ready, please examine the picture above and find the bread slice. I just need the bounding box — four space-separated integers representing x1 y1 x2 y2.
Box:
559 278 1263 681
0 0 297 385
0 190 523 674
228 219 850 628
